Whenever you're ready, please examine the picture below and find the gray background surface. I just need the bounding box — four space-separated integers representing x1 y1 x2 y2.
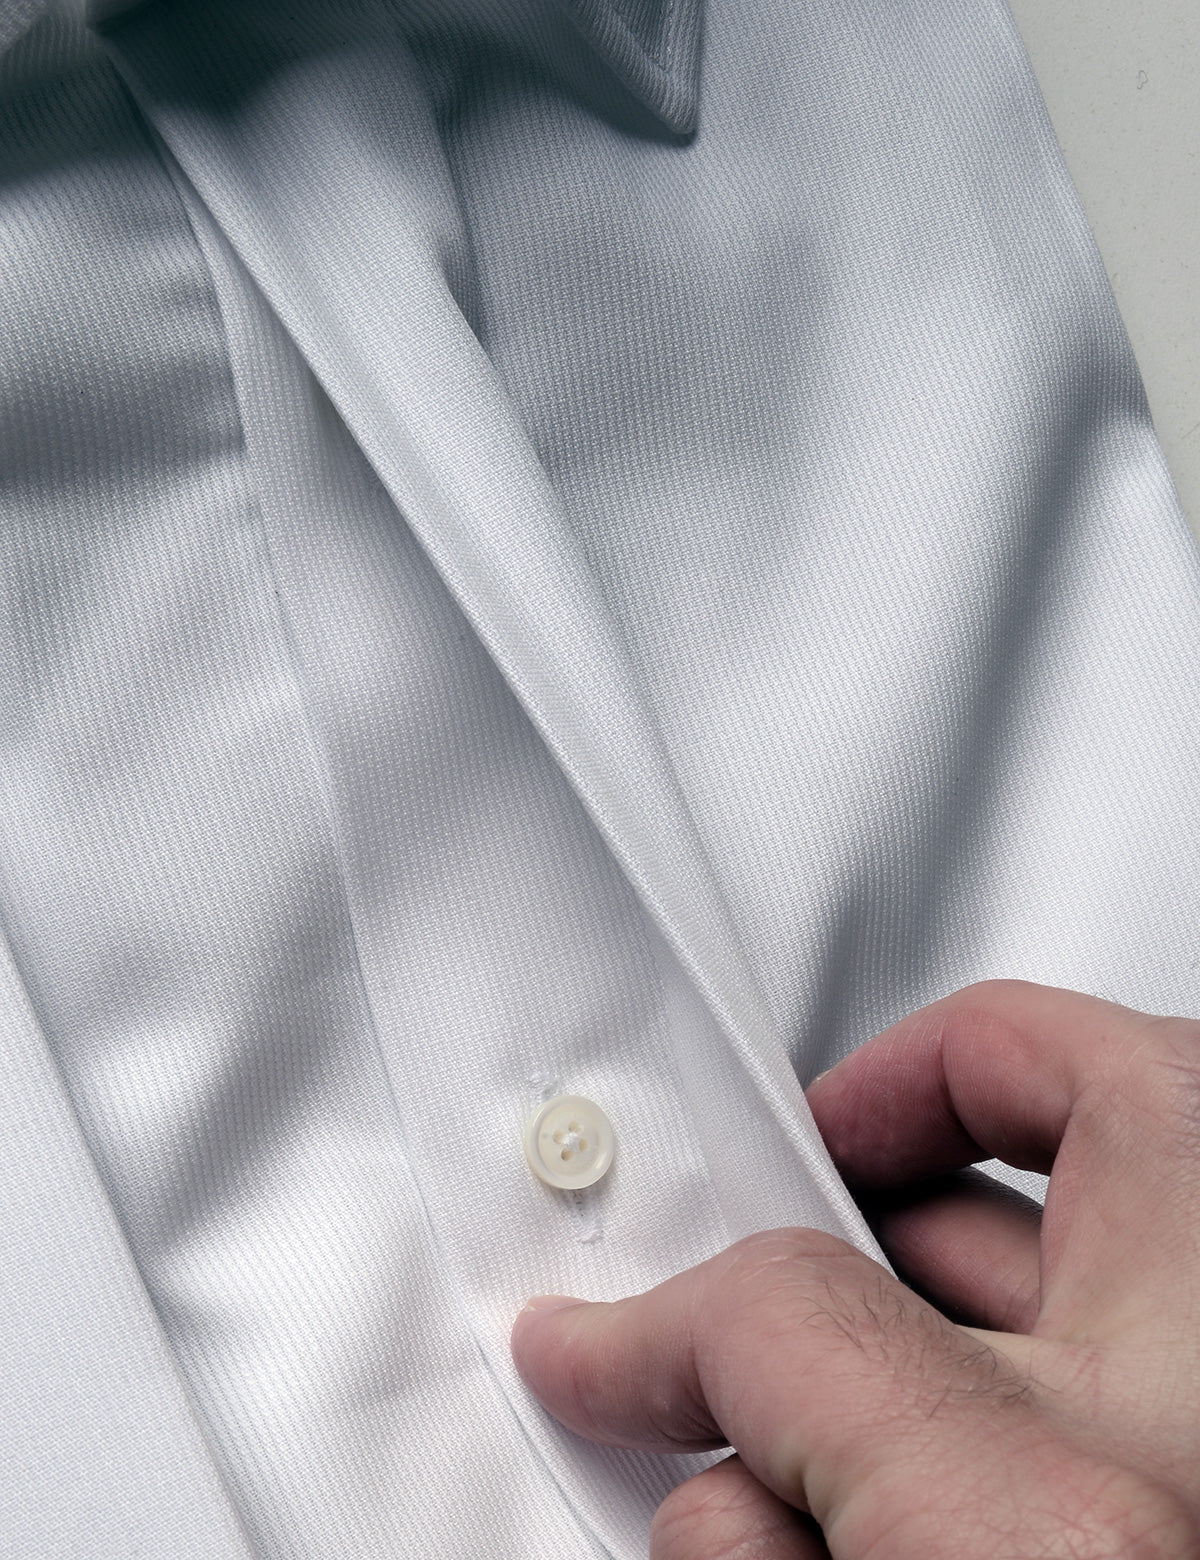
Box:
1009 0 1199 538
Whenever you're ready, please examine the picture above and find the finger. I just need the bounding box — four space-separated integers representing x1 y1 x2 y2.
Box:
862 1170 1042 1333
806 979 1200 1337
513 1229 1059 1550
805 980 1149 1182
650 1456 827 1560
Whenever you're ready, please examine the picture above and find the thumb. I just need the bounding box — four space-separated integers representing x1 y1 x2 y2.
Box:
512 1230 1147 1558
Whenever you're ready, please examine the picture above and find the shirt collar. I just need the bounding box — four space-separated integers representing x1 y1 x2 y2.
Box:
76 0 703 135
543 0 703 135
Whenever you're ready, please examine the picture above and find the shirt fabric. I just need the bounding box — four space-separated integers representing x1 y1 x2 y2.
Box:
1 1 1198 1556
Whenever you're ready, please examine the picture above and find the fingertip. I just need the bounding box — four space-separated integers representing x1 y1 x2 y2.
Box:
805 1015 982 1185
510 1294 586 1373
803 1061 853 1138
803 1048 892 1170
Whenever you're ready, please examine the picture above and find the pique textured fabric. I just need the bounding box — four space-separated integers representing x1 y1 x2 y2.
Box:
1 0 1198 1556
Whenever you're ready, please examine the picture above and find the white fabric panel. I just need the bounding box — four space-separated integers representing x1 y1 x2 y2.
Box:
0 934 254 1560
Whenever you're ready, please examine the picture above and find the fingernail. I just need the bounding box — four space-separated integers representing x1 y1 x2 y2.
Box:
521 1294 584 1315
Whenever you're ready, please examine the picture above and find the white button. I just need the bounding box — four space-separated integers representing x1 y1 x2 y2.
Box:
523 1095 615 1190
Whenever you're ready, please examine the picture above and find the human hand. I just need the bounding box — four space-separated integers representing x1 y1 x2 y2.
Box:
511 979 1200 1558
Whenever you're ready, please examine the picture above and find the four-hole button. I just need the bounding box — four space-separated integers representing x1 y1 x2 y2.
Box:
522 1094 615 1190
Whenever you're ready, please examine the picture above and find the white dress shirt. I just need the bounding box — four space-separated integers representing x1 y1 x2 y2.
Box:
1 0 1198 1555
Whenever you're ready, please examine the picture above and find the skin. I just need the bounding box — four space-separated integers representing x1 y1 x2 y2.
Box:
511 979 1200 1559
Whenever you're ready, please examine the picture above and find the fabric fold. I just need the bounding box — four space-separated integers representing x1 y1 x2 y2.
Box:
99 0 872 1253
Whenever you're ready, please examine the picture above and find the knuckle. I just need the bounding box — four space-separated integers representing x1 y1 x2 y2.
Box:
956 976 1044 1005
842 1457 1199 1560
927 979 1046 1071
1090 1014 1200 1151
939 978 1045 1028
1137 1015 1200 1087
708 1229 881 1332
717 1226 866 1279
707 1229 948 1382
